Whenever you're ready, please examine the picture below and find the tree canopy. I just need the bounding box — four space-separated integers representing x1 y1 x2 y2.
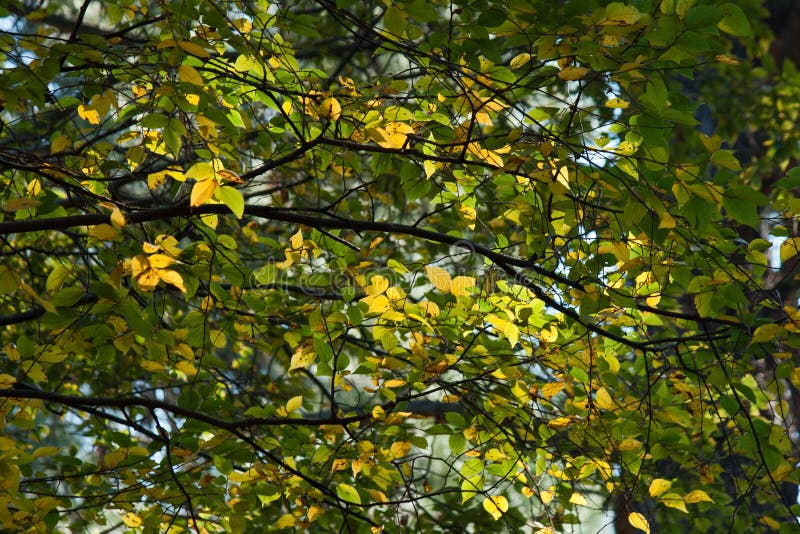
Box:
1 0 800 532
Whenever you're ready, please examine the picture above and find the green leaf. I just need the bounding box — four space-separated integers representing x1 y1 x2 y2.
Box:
718 3 751 36
336 483 361 504
215 186 245 218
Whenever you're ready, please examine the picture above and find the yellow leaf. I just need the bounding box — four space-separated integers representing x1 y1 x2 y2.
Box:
3 198 39 212
110 208 126 229
660 493 688 513
482 495 509 520
509 52 532 69
423 160 437 178
148 254 176 269
289 346 315 371
140 360 164 372
307 505 323 522
760 517 782 530
503 322 519 346
425 266 451 292
540 325 558 343
276 514 296 528
51 135 71 153
175 360 197 375
595 387 614 410
457 204 476 229
285 395 303 413
617 438 643 451
367 294 391 314
78 104 100 124
683 489 713 503
158 270 186 292
780 237 800 263
178 64 204 86
121 512 142 528
0 374 16 388
190 179 218 207
484 448 509 461
136 269 160 291
217 169 244 183
418 300 440 318
450 276 476 297
176 40 211 58
289 228 304 249
547 416 572 429
185 94 200 105
569 492 587 506
628 512 650 534
390 441 411 458
319 97 342 120
658 211 676 229
558 66 590 80
88 224 119 241
541 381 565 400
605 98 629 109
383 378 407 388
649 478 672 498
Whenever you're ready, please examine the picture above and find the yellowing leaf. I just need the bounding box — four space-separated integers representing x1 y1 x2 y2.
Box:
482 495 509 520
660 493 688 513
190 178 218 207
649 478 672 498
336 483 361 504
595 387 614 410
178 64 204 86
617 438 643 451
484 448 509 461
509 52 532 69
683 489 713 503
177 40 211 58
51 135 71 153
628 512 650 534
175 360 197 375
425 266 451 292
285 395 303 413
88 224 119 241
418 300 440 317
121 512 142 528
0 374 16 388
751 323 782 343
450 276 476 297
3 198 39 212
503 322 519 346
659 211 676 229
383 378 407 388
558 66 589 81
423 160 437 178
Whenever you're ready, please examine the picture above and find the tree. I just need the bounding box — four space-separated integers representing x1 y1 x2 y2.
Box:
1 0 799 532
